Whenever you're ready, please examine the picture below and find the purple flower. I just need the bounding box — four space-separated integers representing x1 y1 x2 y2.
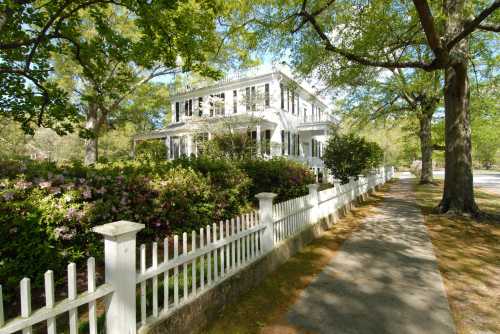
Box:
2 192 14 201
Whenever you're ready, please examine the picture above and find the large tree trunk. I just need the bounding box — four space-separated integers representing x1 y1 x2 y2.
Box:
437 60 478 215
84 103 99 165
437 0 479 215
418 110 433 184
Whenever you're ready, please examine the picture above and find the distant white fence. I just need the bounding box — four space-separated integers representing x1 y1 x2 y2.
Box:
0 167 395 334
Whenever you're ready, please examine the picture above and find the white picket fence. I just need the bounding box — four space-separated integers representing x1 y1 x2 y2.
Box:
0 167 394 334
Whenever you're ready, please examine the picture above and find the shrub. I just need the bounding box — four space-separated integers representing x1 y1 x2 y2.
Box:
323 133 383 183
0 157 313 306
238 158 316 203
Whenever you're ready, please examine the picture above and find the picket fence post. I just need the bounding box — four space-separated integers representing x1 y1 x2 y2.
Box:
307 184 320 224
93 220 144 334
255 192 277 254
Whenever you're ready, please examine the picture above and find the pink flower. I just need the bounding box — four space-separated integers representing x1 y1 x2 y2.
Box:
50 187 61 195
14 180 32 190
39 181 52 189
82 187 92 199
96 187 106 195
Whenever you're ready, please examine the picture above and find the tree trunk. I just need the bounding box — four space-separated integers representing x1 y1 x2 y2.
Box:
84 103 99 165
437 60 478 215
436 0 479 215
418 110 433 184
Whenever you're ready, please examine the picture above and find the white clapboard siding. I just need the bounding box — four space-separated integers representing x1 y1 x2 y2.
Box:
0 260 113 334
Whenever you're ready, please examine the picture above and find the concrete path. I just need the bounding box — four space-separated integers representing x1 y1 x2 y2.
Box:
286 178 456 334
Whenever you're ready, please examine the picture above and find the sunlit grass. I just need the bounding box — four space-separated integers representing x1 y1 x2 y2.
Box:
415 181 500 334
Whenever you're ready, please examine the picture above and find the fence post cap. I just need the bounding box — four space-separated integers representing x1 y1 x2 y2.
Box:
93 220 145 238
255 192 278 200
307 183 320 191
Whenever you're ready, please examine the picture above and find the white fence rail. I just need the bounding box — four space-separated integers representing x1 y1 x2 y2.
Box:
0 167 394 334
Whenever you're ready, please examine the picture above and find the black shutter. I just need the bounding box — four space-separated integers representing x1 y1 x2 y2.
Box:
265 84 270 107
281 130 285 155
198 97 203 116
280 84 284 109
175 102 180 122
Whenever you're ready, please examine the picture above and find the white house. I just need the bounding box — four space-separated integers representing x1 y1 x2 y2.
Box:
133 64 333 178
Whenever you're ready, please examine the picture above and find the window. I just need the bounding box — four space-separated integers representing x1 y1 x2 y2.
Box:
265 129 271 155
214 93 225 115
195 133 208 156
184 100 189 116
291 133 295 156
188 99 192 116
170 136 180 159
280 84 284 109
198 97 203 116
265 84 270 107
303 107 307 122
233 90 237 113
175 102 180 122
292 91 295 114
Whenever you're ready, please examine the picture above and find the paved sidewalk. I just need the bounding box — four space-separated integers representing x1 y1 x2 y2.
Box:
286 178 456 334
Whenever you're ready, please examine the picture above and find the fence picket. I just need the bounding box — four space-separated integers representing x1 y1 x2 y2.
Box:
152 242 158 317
207 226 212 285
183 233 188 300
191 231 197 296
87 258 97 334
0 285 3 328
212 224 218 280
44 271 56 334
200 228 205 290
219 221 225 276
67 263 78 334
20 277 32 334
231 219 236 270
140 244 146 325
173 235 179 306
225 220 230 274
164 237 169 311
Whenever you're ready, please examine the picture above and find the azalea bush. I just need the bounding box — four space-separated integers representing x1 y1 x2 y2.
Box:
0 157 312 304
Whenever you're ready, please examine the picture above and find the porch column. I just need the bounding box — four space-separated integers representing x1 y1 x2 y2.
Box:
165 135 170 160
256 124 261 156
186 134 193 156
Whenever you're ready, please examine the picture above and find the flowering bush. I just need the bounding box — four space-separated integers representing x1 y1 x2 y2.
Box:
0 157 312 304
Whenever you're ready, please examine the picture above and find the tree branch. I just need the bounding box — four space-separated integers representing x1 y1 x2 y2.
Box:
447 0 500 50
411 0 447 63
478 23 500 32
295 10 435 70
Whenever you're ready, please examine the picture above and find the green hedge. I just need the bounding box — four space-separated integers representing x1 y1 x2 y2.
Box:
0 157 313 306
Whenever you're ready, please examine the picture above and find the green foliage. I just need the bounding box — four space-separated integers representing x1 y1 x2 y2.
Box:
237 158 316 203
135 140 167 162
323 133 383 183
199 131 259 160
1 0 226 134
0 157 312 304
